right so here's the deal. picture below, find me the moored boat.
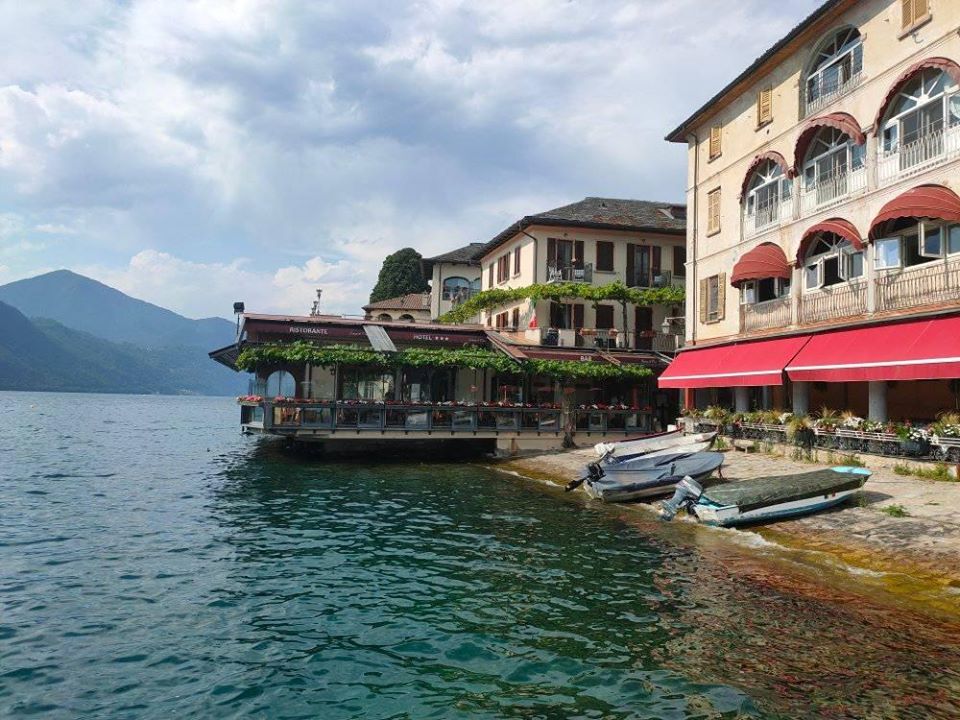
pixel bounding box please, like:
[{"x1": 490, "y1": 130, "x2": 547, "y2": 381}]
[
  {"x1": 659, "y1": 466, "x2": 871, "y2": 526},
  {"x1": 583, "y1": 451, "x2": 725, "y2": 502},
  {"x1": 594, "y1": 430, "x2": 717, "y2": 462}
]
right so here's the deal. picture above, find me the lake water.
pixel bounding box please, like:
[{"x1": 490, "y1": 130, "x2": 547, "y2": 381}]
[{"x1": 2, "y1": 392, "x2": 960, "y2": 719}]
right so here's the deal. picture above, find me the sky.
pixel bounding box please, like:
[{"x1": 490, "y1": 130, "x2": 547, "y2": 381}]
[{"x1": 0, "y1": 0, "x2": 823, "y2": 320}]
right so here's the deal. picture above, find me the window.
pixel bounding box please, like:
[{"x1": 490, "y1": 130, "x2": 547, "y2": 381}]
[
  {"x1": 881, "y1": 69, "x2": 960, "y2": 170},
  {"x1": 744, "y1": 161, "x2": 792, "y2": 229},
  {"x1": 920, "y1": 222, "x2": 943, "y2": 257},
  {"x1": 741, "y1": 278, "x2": 789, "y2": 304},
  {"x1": 709, "y1": 125, "x2": 722, "y2": 159},
  {"x1": 673, "y1": 246, "x2": 686, "y2": 277},
  {"x1": 487, "y1": 263, "x2": 493, "y2": 288},
  {"x1": 806, "y1": 28, "x2": 863, "y2": 108},
  {"x1": 801, "y1": 127, "x2": 865, "y2": 206},
  {"x1": 265, "y1": 370, "x2": 296, "y2": 398},
  {"x1": 442, "y1": 276, "x2": 471, "y2": 301},
  {"x1": 949, "y1": 225, "x2": 960, "y2": 255},
  {"x1": 511, "y1": 307, "x2": 520, "y2": 329},
  {"x1": 596, "y1": 241, "x2": 614, "y2": 271},
  {"x1": 901, "y1": 0, "x2": 929, "y2": 30},
  {"x1": 699, "y1": 274, "x2": 726, "y2": 323},
  {"x1": 875, "y1": 237, "x2": 902, "y2": 269},
  {"x1": 513, "y1": 246, "x2": 521, "y2": 275},
  {"x1": 595, "y1": 304, "x2": 614, "y2": 329},
  {"x1": 496, "y1": 254, "x2": 510, "y2": 283},
  {"x1": 757, "y1": 86, "x2": 773, "y2": 126},
  {"x1": 803, "y1": 234, "x2": 864, "y2": 290},
  {"x1": 549, "y1": 302, "x2": 583, "y2": 330},
  {"x1": 707, "y1": 188, "x2": 721, "y2": 234},
  {"x1": 495, "y1": 312, "x2": 508, "y2": 329}
]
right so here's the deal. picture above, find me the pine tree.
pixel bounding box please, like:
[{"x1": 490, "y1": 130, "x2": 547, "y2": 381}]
[{"x1": 369, "y1": 248, "x2": 429, "y2": 303}]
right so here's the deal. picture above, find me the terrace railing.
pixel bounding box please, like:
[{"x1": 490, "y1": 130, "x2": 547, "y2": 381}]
[
  {"x1": 878, "y1": 127, "x2": 960, "y2": 187},
  {"x1": 740, "y1": 296, "x2": 792, "y2": 333},
  {"x1": 743, "y1": 197, "x2": 792, "y2": 239},
  {"x1": 546, "y1": 263, "x2": 593, "y2": 283},
  {"x1": 799, "y1": 280, "x2": 867, "y2": 325},
  {"x1": 875, "y1": 257, "x2": 960, "y2": 313},
  {"x1": 799, "y1": 166, "x2": 867, "y2": 216}
]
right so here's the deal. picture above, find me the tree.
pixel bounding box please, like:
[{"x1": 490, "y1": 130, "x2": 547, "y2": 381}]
[{"x1": 369, "y1": 248, "x2": 430, "y2": 303}]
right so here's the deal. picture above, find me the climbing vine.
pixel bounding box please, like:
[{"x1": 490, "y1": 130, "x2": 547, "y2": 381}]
[
  {"x1": 236, "y1": 342, "x2": 653, "y2": 381},
  {"x1": 436, "y1": 280, "x2": 684, "y2": 324}
]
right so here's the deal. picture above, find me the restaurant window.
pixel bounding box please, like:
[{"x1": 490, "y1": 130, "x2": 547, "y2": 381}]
[
  {"x1": 513, "y1": 246, "x2": 521, "y2": 275},
  {"x1": 673, "y1": 246, "x2": 686, "y2": 277},
  {"x1": 707, "y1": 188, "x2": 721, "y2": 234},
  {"x1": 596, "y1": 241, "x2": 614, "y2": 271},
  {"x1": 342, "y1": 369, "x2": 394, "y2": 401},
  {"x1": 265, "y1": 370, "x2": 296, "y2": 398}
]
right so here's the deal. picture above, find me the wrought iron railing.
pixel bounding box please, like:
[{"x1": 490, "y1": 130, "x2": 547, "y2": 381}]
[
  {"x1": 875, "y1": 256, "x2": 960, "y2": 313},
  {"x1": 799, "y1": 166, "x2": 866, "y2": 215},
  {"x1": 804, "y1": 69, "x2": 863, "y2": 117},
  {"x1": 799, "y1": 281, "x2": 867, "y2": 324},
  {"x1": 628, "y1": 269, "x2": 674, "y2": 289},
  {"x1": 878, "y1": 127, "x2": 960, "y2": 186},
  {"x1": 740, "y1": 296, "x2": 792, "y2": 332},
  {"x1": 546, "y1": 263, "x2": 593, "y2": 283},
  {"x1": 743, "y1": 198, "x2": 792, "y2": 239}
]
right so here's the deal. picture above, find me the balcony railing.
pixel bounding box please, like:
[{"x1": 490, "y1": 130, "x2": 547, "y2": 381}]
[
  {"x1": 538, "y1": 327, "x2": 682, "y2": 352},
  {"x1": 799, "y1": 166, "x2": 867, "y2": 215},
  {"x1": 878, "y1": 127, "x2": 960, "y2": 186},
  {"x1": 242, "y1": 400, "x2": 656, "y2": 435},
  {"x1": 804, "y1": 69, "x2": 863, "y2": 117},
  {"x1": 547, "y1": 263, "x2": 593, "y2": 283},
  {"x1": 628, "y1": 269, "x2": 675, "y2": 289},
  {"x1": 875, "y1": 256, "x2": 960, "y2": 313},
  {"x1": 799, "y1": 281, "x2": 867, "y2": 325},
  {"x1": 740, "y1": 296, "x2": 791, "y2": 332},
  {"x1": 743, "y1": 197, "x2": 792, "y2": 239},
  {"x1": 444, "y1": 288, "x2": 478, "y2": 306}
]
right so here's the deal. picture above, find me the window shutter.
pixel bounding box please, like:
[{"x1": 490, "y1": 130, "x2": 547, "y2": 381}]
[
  {"x1": 573, "y1": 304, "x2": 584, "y2": 330},
  {"x1": 699, "y1": 279, "x2": 708, "y2": 324},
  {"x1": 673, "y1": 246, "x2": 686, "y2": 277},
  {"x1": 707, "y1": 189, "x2": 721, "y2": 234},
  {"x1": 488, "y1": 263, "x2": 493, "y2": 287},
  {"x1": 547, "y1": 237, "x2": 556, "y2": 268},
  {"x1": 717, "y1": 273, "x2": 727, "y2": 320},
  {"x1": 757, "y1": 87, "x2": 773, "y2": 125},
  {"x1": 511, "y1": 307, "x2": 519, "y2": 328},
  {"x1": 514, "y1": 247, "x2": 521, "y2": 275},
  {"x1": 901, "y1": 0, "x2": 913, "y2": 26},
  {"x1": 574, "y1": 240, "x2": 585, "y2": 269},
  {"x1": 505, "y1": 252, "x2": 511, "y2": 277},
  {"x1": 626, "y1": 243, "x2": 636, "y2": 286},
  {"x1": 652, "y1": 246, "x2": 662, "y2": 281},
  {"x1": 709, "y1": 125, "x2": 722, "y2": 159}
]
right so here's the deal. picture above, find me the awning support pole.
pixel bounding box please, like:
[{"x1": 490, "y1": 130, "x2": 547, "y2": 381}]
[{"x1": 868, "y1": 381, "x2": 887, "y2": 423}]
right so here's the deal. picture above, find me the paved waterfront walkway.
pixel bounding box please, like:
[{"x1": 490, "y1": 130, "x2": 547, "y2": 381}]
[{"x1": 502, "y1": 445, "x2": 960, "y2": 593}]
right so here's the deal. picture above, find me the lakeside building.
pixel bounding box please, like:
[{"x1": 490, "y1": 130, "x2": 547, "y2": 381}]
[
  {"x1": 660, "y1": 0, "x2": 960, "y2": 422},
  {"x1": 362, "y1": 293, "x2": 432, "y2": 323},
  {"x1": 474, "y1": 197, "x2": 687, "y2": 352},
  {"x1": 421, "y1": 243, "x2": 485, "y2": 321}
]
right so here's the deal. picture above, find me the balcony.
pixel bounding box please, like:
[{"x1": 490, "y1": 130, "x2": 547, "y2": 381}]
[
  {"x1": 743, "y1": 197, "x2": 792, "y2": 239},
  {"x1": 547, "y1": 263, "x2": 593, "y2": 283},
  {"x1": 537, "y1": 327, "x2": 682, "y2": 352},
  {"x1": 876, "y1": 256, "x2": 960, "y2": 313},
  {"x1": 799, "y1": 167, "x2": 867, "y2": 216},
  {"x1": 804, "y1": 70, "x2": 864, "y2": 118},
  {"x1": 799, "y1": 281, "x2": 867, "y2": 325},
  {"x1": 444, "y1": 288, "x2": 477, "y2": 306},
  {"x1": 740, "y1": 297, "x2": 791, "y2": 333},
  {"x1": 628, "y1": 269, "x2": 676, "y2": 289},
  {"x1": 878, "y1": 127, "x2": 960, "y2": 187}
]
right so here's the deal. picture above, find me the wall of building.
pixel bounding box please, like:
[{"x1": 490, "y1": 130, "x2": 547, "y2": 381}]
[
  {"x1": 429, "y1": 261, "x2": 481, "y2": 320},
  {"x1": 682, "y1": 0, "x2": 960, "y2": 344}
]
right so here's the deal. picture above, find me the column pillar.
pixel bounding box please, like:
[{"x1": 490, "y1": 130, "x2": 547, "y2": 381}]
[
  {"x1": 792, "y1": 381, "x2": 810, "y2": 416},
  {"x1": 868, "y1": 381, "x2": 887, "y2": 422},
  {"x1": 734, "y1": 386, "x2": 750, "y2": 413},
  {"x1": 683, "y1": 388, "x2": 695, "y2": 410}
]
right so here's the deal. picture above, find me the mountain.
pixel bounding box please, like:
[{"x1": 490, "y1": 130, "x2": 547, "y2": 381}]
[
  {"x1": 0, "y1": 271, "x2": 243, "y2": 395},
  {"x1": 0, "y1": 269, "x2": 235, "y2": 349}
]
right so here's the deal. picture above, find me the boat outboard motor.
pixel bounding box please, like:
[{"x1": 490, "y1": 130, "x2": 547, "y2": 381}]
[{"x1": 659, "y1": 476, "x2": 704, "y2": 521}]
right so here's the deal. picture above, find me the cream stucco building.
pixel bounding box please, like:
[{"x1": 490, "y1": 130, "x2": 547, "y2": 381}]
[
  {"x1": 660, "y1": 0, "x2": 960, "y2": 422},
  {"x1": 421, "y1": 243, "x2": 484, "y2": 321}
]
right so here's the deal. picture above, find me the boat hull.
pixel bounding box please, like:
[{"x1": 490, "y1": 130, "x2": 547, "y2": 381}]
[
  {"x1": 585, "y1": 467, "x2": 718, "y2": 502},
  {"x1": 595, "y1": 431, "x2": 716, "y2": 462},
  {"x1": 584, "y1": 452, "x2": 725, "y2": 503}
]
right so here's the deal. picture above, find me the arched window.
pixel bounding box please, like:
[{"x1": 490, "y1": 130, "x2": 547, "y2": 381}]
[
  {"x1": 744, "y1": 160, "x2": 792, "y2": 230},
  {"x1": 802, "y1": 234, "x2": 863, "y2": 291},
  {"x1": 801, "y1": 127, "x2": 865, "y2": 206},
  {"x1": 376, "y1": 313, "x2": 393, "y2": 322},
  {"x1": 805, "y1": 28, "x2": 863, "y2": 111},
  {"x1": 398, "y1": 313, "x2": 415, "y2": 322},
  {"x1": 880, "y1": 69, "x2": 960, "y2": 167},
  {"x1": 442, "y1": 276, "x2": 472, "y2": 302},
  {"x1": 265, "y1": 370, "x2": 296, "y2": 398}
]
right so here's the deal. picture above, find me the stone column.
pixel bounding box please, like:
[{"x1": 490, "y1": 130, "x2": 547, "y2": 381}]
[
  {"x1": 868, "y1": 381, "x2": 887, "y2": 422},
  {"x1": 734, "y1": 386, "x2": 750, "y2": 413},
  {"x1": 792, "y1": 381, "x2": 810, "y2": 416}
]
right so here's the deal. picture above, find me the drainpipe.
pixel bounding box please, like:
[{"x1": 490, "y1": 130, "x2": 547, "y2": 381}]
[
  {"x1": 687, "y1": 131, "x2": 700, "y2": 347},
  {"x1": 519, "y1": 225, "x2": 539, "y2": 332}
]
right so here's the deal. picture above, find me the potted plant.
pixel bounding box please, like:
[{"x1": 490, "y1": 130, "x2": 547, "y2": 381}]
[
  {"x1": 787, "y1": 414, "x2": 814, "y2": 448},
  {"x1": 897, "y1": 422, "x2": 930, "y2": 457}
]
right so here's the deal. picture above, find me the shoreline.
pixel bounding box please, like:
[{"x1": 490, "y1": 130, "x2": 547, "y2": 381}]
[{"x1": 495, "y1": 445, "x2": 960, "y2": 618}]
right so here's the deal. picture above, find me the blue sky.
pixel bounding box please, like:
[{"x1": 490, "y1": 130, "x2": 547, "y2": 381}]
[{"x1": 0, "y1": 0, "x2": 822, "y2": 319}]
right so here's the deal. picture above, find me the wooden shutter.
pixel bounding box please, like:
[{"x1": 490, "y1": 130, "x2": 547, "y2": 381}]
[
  {"x1": 511, "y1": 307, "x2": 519, "y2": 328},
  {"x1": 596, "y1": 241, "x2": 614, "y2": 271},
  {"x1": 673, "y1": 246, "x2": 686, "y2": 277},
  {"x1": 717, "y1": 273, "x2": 727, "y2": 321},
  {"x1": 505, "y1": 252, "x2": 511, "y2": 277},
  {"x1": 514, "y1": 246, "x2": 521, "y2": 275},
  {"x1": 626, "y1": 243, "x2": 636, "y2": 286},
  {"x1": 487, "y1": 263, "x2": 493, "y2": 287},
  {"x1": 707, "y1": 189, "x2": 721, "y2": 234},
  {"x1": 547, "y1": 237, "x2": 556, "y2": 267},
  {"x1": 757, "y1": 87, "x2": 773, "y2": 125},
  {"x1": 902, "y1": 0, "x2": 927, "y2": 27},
  {"x1": 652, "y1": 246, "x2": 662, "y2": 282},
  {"x1": 596, "y1": 305, "x2": 614, "y2": 329},
  {"x1": 699, "y1": 278, "x2": 708, "y2": 324},
  {"x1": 573, "y1": 304, "x2": 584, "y2": 330},
  {"x1": 574, "y1": 240, "x2": 585, "y2": 269},
  {"x1": 709, "y1": 125, "x2": 722, "y2": 159}
]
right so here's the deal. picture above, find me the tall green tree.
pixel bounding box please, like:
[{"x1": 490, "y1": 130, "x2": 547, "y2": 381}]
[{"x1": 369, "y1": 248, "x2": 430, "y2": 303}]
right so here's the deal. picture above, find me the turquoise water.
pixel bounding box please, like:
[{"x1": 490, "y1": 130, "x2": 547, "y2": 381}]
[{"x1": 2, "y1": 392, "x2": 960, "y2": 719}]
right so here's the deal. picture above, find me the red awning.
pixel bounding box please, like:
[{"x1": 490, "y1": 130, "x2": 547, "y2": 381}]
[
  {"x1": 868, "y1": 184, "x2": 960, "y2": 240},
  {"x1": 658, "y1": 336, "x2": 811, "y2": 389},
  {"x1": 796, "y1": 218, "x2": 864, "y2": 266},
  {"x1": 874, "y1": 57, "x2": 960, "y2": 130},
  {"x1": 786, "y1": 315, "x2": 960, "y2": 382},
  {"x1": 730, "y1": 242, "x2": 791, "y2": 286},
  {"x1": 793, "y1": 112, "x2": 865, "y2": 170}
]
